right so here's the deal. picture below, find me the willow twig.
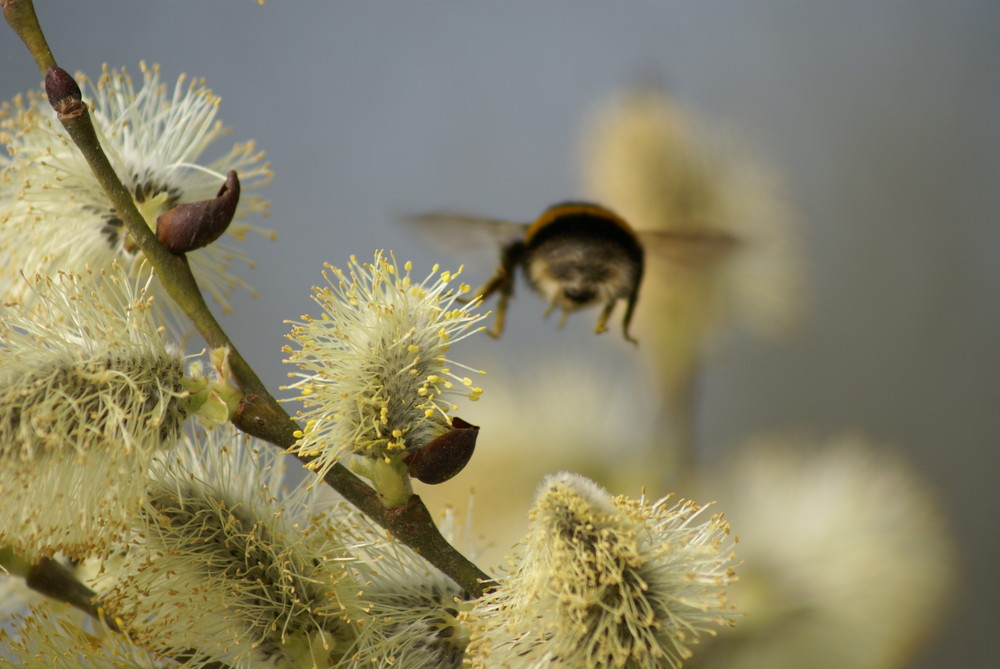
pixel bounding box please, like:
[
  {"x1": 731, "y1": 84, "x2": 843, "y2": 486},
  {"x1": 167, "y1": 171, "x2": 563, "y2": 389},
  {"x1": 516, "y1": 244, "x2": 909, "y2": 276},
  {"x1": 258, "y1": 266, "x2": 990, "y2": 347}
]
[
  {"x1": 22, "y1": 557, "x2": 120, "y2": 632},
  {"x1": 3, "y1": 0, "x2": 491, "y2": 598}
]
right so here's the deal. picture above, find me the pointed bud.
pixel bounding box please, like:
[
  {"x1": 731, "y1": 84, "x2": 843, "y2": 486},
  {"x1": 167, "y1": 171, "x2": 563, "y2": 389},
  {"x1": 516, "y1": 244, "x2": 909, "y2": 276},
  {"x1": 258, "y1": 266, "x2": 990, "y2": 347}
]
[
  {"x1": 156, "y1": 170, "x2": 240, "y2": 254},
  {"x1": 403, "y1": 416, "x2": 479, "y2": 484},
  {"x1": 44, "y1": 66, "x2": 84, "y2": 116}
]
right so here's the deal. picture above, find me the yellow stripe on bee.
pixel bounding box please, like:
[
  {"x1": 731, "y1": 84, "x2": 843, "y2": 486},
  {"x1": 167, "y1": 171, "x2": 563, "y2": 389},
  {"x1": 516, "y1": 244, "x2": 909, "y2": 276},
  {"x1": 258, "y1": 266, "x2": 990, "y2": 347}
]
[{"x1": 524, "y1": 203, "x2": 637, "y2": 244}]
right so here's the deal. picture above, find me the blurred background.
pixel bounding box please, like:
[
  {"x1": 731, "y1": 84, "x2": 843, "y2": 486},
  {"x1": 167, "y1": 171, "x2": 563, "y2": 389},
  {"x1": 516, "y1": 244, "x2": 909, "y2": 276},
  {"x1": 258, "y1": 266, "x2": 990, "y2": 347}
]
[{"x1": 3, "y1": 2, "x2": 997, "y2": 667}]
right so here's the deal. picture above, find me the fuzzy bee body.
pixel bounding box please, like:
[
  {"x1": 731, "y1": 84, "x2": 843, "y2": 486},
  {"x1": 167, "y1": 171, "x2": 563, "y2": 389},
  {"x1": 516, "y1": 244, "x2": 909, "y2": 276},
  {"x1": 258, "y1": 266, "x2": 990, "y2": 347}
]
[{"x1": 407, "y1": 201, "x2": 735, "y2": 342}]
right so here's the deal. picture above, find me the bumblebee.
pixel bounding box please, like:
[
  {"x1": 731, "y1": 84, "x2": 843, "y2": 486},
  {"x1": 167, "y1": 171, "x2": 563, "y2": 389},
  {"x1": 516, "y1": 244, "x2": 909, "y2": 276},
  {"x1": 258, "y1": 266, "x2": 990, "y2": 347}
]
[{"x1": 408, "y1": 201, "x2": 737, "y2": 343}]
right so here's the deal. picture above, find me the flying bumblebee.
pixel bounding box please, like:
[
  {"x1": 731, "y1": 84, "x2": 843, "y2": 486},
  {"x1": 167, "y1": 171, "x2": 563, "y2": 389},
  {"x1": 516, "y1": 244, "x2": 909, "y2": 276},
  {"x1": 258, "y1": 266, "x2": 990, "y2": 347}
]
[{"x1": 407, "y1": 201, "x2": 738, "y2": 343}]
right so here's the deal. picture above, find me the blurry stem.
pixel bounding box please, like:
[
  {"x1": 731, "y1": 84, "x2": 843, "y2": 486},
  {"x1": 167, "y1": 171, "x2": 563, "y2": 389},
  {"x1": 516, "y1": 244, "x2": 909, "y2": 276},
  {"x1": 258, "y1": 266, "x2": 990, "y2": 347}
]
[
  {"x1": 648, "y1": 356, "x2": 701, "y2": 492},
  {"x1": 3, "y1": 1, "x2": 491, "y2": 599},
  {"x1": 10, "y1": 554, "x2": 231, "y2": 668},
  {"x1": 663, "y1": 363, "x2": 699, "y2": 486},
  {"x1": 2, "y1": 548, "x2": 118, "y2": 632}
]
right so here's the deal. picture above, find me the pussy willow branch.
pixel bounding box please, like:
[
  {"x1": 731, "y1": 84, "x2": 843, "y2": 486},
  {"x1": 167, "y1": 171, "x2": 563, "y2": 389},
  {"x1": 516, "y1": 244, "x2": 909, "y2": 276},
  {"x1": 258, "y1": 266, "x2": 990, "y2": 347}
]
[
  {"x1": 0, "y1": 550, "x2": 114, "y2": 629},
  {"x1": 3, "y1": 0, "x2": 491, "y2": 599},
  {"x1": 2, "y1": 550, "x2": 230, "y2": 668},
  {"x1": 25, "y1": 558, "x2": 120, "y2": 631}
]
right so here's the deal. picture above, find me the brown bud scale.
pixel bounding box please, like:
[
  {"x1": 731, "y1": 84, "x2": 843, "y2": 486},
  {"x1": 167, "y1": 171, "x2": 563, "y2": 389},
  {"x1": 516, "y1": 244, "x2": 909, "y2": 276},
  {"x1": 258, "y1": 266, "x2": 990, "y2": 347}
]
[
  {"x1": 403, "y1": 416, "x2": 479, "y2": 485},
  {"x1": 156, "y1": 170, "x2": 240, "y2": 254}
]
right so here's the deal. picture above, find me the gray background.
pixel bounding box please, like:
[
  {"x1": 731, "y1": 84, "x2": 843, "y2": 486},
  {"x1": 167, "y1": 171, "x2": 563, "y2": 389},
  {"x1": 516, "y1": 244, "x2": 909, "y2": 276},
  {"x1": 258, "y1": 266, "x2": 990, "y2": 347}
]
[{"x1": 3, "y1": 2, "x2": 997, "y2": 667}]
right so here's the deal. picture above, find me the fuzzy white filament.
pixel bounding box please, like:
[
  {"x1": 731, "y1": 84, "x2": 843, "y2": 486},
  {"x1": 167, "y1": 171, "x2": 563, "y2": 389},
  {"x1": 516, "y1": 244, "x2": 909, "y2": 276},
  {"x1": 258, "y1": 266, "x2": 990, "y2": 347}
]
[
  {"x1": 0, "y1": 603, "x2": 170, "y2": 669},
  {"x1": 0, "y1": 266, "x2": 189, "y2": 559},
  {"x1": 340, "y1": 506, "x2": 471, "y2": 667},
  {"x1": 283, "y1": 251, "x2": 486, "y2": 490},
  {"x1": 0, "y1": 61, "x2": 274, "y2": 324},
  {"x1": 466, "y1": 472, "x2": 739, "y2": 668},
  {"x1": 104, "y1": 426, "x2": 363, "y2": 668}
]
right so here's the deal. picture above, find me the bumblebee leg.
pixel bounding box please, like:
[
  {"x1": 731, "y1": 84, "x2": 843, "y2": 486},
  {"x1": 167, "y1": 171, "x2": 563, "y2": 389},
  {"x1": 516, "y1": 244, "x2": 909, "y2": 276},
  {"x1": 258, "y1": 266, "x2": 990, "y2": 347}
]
[
  {"x1": 459, "y1": 269, "x2": 503, "y2": 305},
  {"x1": 471, "y1": 265, "x2": 514, "y2": 338},
  {"x1": 543, "y1": 300, "x2": 558, "y2": 319},
  {"x1": 489, "y1": 285, "x2": 511, "y2": 338},
  {"x1": 470, "y1": 241, "x2": 524, "y2": 338},
  {"x1": 620, "y1": 289, "x2": 640, "y2": 345},
  {"x1": 594, "y1": 301, "x2": 615, "y2": 335}
]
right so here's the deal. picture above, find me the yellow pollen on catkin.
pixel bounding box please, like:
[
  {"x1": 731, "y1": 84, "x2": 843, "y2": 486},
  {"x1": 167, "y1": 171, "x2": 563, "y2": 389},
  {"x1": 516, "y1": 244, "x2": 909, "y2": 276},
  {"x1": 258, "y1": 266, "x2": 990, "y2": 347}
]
[{"x1": 284, "y1": 252, "x2": 489, "y2": 477}]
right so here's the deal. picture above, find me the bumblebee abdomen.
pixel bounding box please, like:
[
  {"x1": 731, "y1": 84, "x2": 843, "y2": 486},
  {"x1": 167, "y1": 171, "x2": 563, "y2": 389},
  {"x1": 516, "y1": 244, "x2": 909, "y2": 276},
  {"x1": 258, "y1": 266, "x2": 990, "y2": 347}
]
[
  {"x1": 524, "y1": 202, "x2": 644, "y2": 268},
  {"x1": 521, "y1": 204, "x2": 644, "y2": 310}
]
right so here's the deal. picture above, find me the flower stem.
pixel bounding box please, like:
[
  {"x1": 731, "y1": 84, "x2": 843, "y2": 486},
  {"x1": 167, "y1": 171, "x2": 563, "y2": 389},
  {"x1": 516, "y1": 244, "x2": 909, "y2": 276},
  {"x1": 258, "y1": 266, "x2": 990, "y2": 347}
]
[{"x1": 3, "y1": 2, "x2": 491, "y2": 599}]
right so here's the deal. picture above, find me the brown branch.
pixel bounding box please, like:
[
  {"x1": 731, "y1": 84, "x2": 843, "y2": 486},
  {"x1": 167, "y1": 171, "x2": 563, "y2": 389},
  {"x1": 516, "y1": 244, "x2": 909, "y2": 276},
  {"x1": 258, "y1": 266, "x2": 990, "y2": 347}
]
[
  {"x1": 23, "y1": 558, "x2": 229, "y2": 668},
  {"x1": 4, "y1": 2, "x2": 491, "y2": 598},
  {"x1": 24, "y1": 558, "x2": 121, "y2": 632},
  {"x1": 234, "y1": 401, "x2": 492, "y2": 597}
]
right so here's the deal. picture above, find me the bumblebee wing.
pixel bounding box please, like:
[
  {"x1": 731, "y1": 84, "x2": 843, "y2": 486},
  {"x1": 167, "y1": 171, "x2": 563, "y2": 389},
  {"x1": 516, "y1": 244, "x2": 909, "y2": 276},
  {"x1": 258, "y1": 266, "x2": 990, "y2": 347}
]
[
  {"x1": 638, "y1": 228, "x2": 741, "y2": 265},
  {"x1": 403, "y1": 212, "x2": 529, "y2": 260}
]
